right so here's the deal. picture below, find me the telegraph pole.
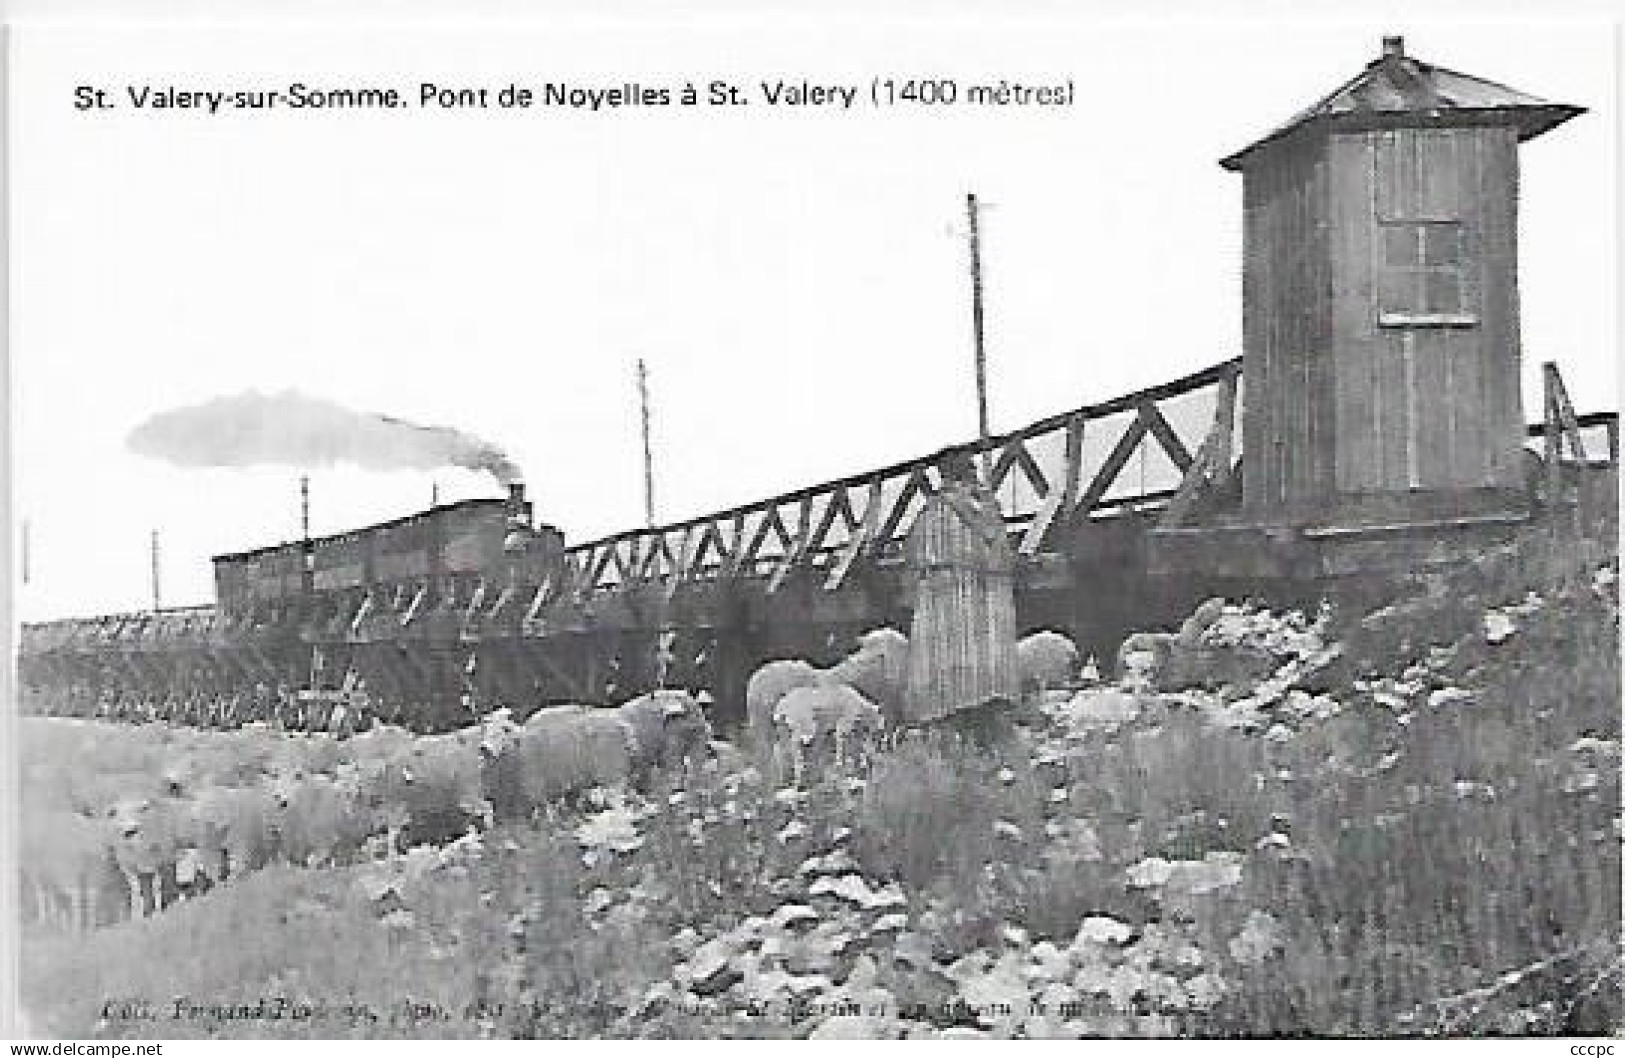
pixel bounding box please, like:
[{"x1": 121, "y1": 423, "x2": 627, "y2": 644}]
[
  {"x1": 637, "y1": 358, "x2": 655, "y2": 527},
  {"x1": 299, "y1": 474, "x2": 314, "y2": 595},
  {"x1": 150, "y1": 528, "x2": 161, "y2": 612},
  {"x1": 967, "y1": 192, "x2": 990, "y2": 442},
  {"x1": 20, "y1": 518, "x2": 28, "y2": 586}
]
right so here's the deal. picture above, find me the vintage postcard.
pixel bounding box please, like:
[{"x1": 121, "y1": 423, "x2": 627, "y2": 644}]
[{"x1": 4, "y1": 4, "x2": 1619, "y2": 1043}]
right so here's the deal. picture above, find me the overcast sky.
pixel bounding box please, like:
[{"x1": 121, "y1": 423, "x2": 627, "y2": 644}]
[{"x1": 8, "y1": 8, "x2": 1618, "y2": 621}]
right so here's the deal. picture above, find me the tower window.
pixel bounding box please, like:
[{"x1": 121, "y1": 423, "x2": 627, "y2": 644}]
[{"x1": 1377, "y1": 220, "x2": 1475, "y2": 326}]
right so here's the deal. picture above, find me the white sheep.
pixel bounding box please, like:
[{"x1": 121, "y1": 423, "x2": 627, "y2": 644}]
[
  {"x1": 187, "y1": 784, "x2": 281, "y2": 882},
  {"x1": 506, "y1": 705, "x2": 635, "y2": 812},
  {"x1": 1113, "y1": 599, "x2": 1232, "y2": 691},
  {"x1": 104, "y1": 791, "x2": 182, "y2": 919},
  {"x1": 747, "y1": 630, "x2": 910, "y2": 746},
  {"x1": 20, "y1": 809, "x2": 117, "y2": 932},
  {"x1": 381, "y1": 731, "x2": 493, "y2": 849},
  {"x1": 745, "y1": 660, "x2": 824, "y2": 750},
  {"x1": 1017, "y1": 630, "x2": 1081, "y2": 697},
  {"x1": 616, "y1": 690, "x2": 714, "y2": 784},
  {"x1": 270, "y1": 770, "x2": 377, "y2": 867},
  {"x1": 772, "y1": 682, "x2": 883, "y2": 787},
  {"x1": 1177, "y1": 597, "x2": 1229, "y2": 649},
  {"x1": 828, "y1": 629, "x2": 910, "y2": 725},
  {"x1": 1116, "y1": 631, "x2": 1177, "y2": 689}
]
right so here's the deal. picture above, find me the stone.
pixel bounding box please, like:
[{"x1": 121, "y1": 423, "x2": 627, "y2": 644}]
[
  {"x1": 1227, "y1": 910, "x2": 1285, "y2": 965},
  {"x1": 1074, "y1": 915, "x2": 1134, "y2": 946}
]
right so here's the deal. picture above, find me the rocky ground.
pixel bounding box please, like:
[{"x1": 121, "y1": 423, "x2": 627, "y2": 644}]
[{"x1": 20, "y1": 534, "x2": 1622, "y2": 1039}]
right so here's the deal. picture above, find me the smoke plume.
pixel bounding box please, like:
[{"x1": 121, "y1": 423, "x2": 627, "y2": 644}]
[{"x1": 126, "y1": 390, "x2": 522, "y2": 484}]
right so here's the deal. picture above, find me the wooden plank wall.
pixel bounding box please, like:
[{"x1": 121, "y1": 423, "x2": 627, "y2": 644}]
[
  {"x1": 1302, "y1": 142, "x2": 1335, "y2": 514},
  {"x1": 1329, "y1": 134, "x2": 1380, "y2": 495},
  {"x1": 1241, "y1": 132, "x2": 1332, "y2": 520},
  {"x1": 1333, "y1": 126, "x2": 1522, "y2": 505},
  {"x1": 1476, "y1": 126, "x2": 1523, "y2": 489}
]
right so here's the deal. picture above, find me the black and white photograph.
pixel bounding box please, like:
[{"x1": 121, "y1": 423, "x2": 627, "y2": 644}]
[{"x1": 3, "y1": 3, "x2": 1620, "y2": 1042}]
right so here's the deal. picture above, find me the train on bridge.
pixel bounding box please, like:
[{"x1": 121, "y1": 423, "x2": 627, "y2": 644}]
[{"x1": 17, "y1": 36, "x2": 1620, "y2": 733}]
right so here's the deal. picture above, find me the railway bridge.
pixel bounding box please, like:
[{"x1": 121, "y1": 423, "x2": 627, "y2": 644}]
[{"x1": 17, "y1": 37, "x2": 1619, "y2": 731}]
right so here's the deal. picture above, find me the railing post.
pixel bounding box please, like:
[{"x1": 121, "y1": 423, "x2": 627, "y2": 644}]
[{"x1": 1542, "y1": 362, "x2": 1562, "y2": 516}]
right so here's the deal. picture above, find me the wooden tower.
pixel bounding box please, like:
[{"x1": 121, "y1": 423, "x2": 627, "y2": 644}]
[{"x1": 1222, "y1": 36, "x2": 1582, "y2": 529}]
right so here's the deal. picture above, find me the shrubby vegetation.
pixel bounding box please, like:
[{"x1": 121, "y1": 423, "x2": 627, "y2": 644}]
[{"x1": 21, "y1": 531, "x2": 1621, "y2": 1038}]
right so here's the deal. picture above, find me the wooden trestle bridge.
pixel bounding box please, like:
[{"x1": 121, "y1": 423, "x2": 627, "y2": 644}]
[
  {"x1": 17, "y1": 354, "x2": 1616, "y2": 730},
  {"x1": 16, "y1": 36, "x2": 1621, "y2": 730}
]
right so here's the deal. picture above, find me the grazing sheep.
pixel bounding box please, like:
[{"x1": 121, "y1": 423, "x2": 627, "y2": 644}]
[
  {"x1": 1018, "y1": 630, "x2": 1081, "y2": 696},
  {"x1": 745, "y1": 660, "x2": 823, "y2": 749},
  {"x1": 512, "y1": 706, "x2": 634, "y2": 810},
  {"x1": 615, "y1": 692, "x2": 678, "y2": 771},
  {"x1": 193, "y1": 784, "x2": 281, "y2": 882},
  {"x1": 1177, "y1": 597, "x2": 1229, "y2": 649},
  {"x1": 20, "y1": 809, "x2": 118, "y2": 932},
  {"x1": 1116, "y1": 631, "x2": 1177, "y2": 688},
  {"x1": 616, "y1": 690, "x2": 714, "y2": 785},
  {"x1": 269, "y1": 770, "x2": 376, "y2": 868},
  {"x1": 167, "y1": 790, "x2": 231, "y2": 895},
  {"x1": 105, "y1": 792, "x2": 182, "y2": 919},
  {"x1": 1111, "y1": 599, "x2": 1230, "y2": 691},
  {"x1": 384, "y1": 732, "x2": 492, "y2": 849},
  {"x1": 828, "y1": 629, "x2": 910, "y2": 726},
  {"x1": 772, "y1": 682, "x2": 883, "y2": 787}
]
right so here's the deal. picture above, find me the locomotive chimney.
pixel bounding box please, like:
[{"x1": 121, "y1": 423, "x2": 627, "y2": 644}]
[
  {"x1": 502, "y1": 481, "x2": 533, "y2": 555},
  {"x1": 506, "y1": 481, "x2": 532, "y2": 527}
]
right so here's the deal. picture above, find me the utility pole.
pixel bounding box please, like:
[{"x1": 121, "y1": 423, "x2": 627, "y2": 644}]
[
  {"x1": 20, "y1": 518, "x2": 29, "y2": 586},
  {"x1": 299, "y1": 474, "x2": 314, "y2": 595},
  {"x1": 150, "y1": 528, "x2": 161, "y2": 612},
  {"x1": 967, "y1": 192, "x2": 990, "y2": 442},
  {"x1": 637, "y1": 358, "x2": 655, "y2": 528}
]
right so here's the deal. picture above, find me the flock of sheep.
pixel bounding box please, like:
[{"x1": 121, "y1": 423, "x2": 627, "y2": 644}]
[
  {"x1": 19, "y1": 691, "x2": 714, "y2": 933},
  {"x1": 21, "y1": 626, "x2": 1097, "y2": 936},
  {"x1": 743, "y1": 628, "x2": 1087, "y2": 781}
]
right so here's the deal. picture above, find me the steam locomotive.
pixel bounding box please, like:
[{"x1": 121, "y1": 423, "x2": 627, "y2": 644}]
[
  {"x1": 213, "y1": 482, "x2": 560, "y2": 637},
  {"x1": 18, "y1": 483, "x2": 581, "y2": 731}
]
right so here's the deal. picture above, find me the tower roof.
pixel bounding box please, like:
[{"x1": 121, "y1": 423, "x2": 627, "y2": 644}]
[{"x1": 1221, "y1": 36, "x2": 1584, "y2": 171}]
